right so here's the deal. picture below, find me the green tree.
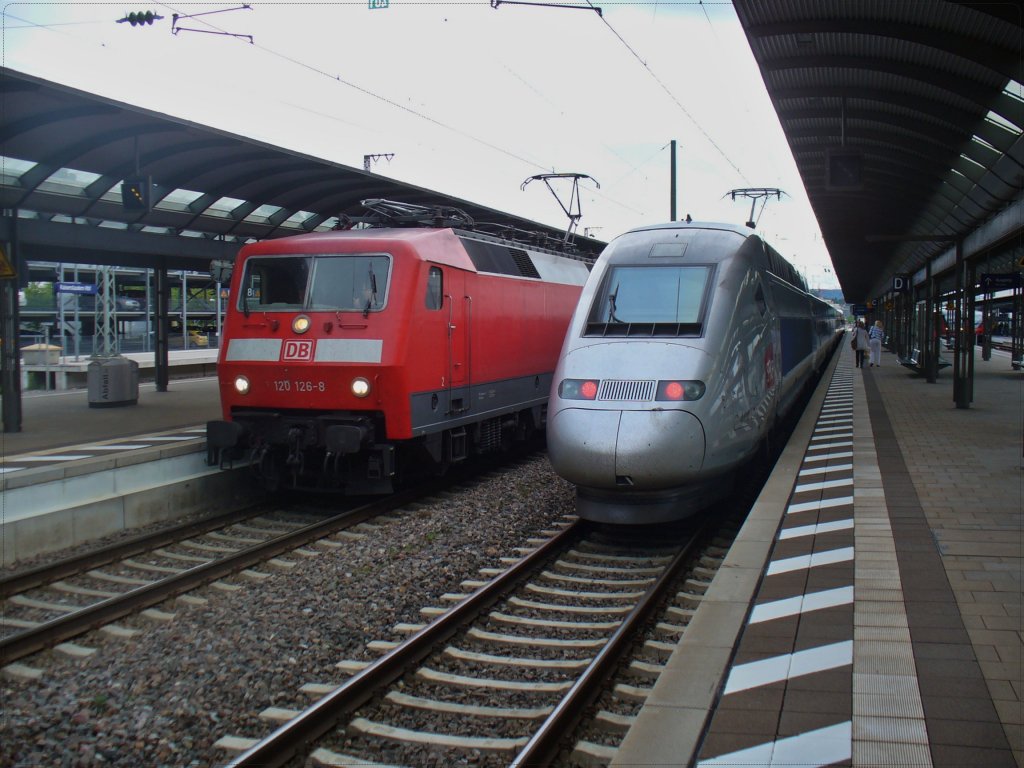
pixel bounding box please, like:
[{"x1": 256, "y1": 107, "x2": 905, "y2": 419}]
[{"x1": 22, "y1": 282, "x2": 54, "y2": 309}]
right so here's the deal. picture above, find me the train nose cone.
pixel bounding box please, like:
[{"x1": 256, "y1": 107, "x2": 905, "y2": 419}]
[{"x1": 548, "y1": 408, "x2": 705, "y2": 490}]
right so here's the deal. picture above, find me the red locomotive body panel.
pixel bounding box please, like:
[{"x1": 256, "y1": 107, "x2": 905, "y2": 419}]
[{"x1": 208, "y1": 225, "x2": 590, "y2": 492}]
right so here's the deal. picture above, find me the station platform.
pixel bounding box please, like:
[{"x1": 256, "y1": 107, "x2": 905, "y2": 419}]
[
  {"x1": 614, "y1": 341, "x2": 1022, "y2": 767},
  {"x1": 0, "y1": 376, "x2": 256, "y2": 566},
  {"x1": 19, "y1": 348, "x2": 219, "y2": 392},
  {"x1": 1, "y1": 374, "x2": 222, "y2": 456}
]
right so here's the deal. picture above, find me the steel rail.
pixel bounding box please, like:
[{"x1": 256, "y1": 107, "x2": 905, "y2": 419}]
[
  {"x1": 0, "y1": 507, "x2": 263, "y2": 598},
  {"x1": 226, "y1": 519, "x2": 584, "y2": 768},
  {"x1": 511, "y1": 519, "x2": 710, "y2": 767},
  {"x1": 0, "y1": 486, "x2": 434, "y2": 665}
]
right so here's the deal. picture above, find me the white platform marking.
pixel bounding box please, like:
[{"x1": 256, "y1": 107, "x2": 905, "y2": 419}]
[
  {"x1": 767, "y1": 546, "x2": 855, "y2": 576},
  {"x1": 749, "y1": 586, "x2": 854, "y2": 624},
  {"x1": 786, "y1": 495, "x2": 854, "y2": 514},
  {"x1": 799, "y1": 463, "x2": 854, "y2": 476},
  {"x1": 804, "y1": 440, "x2": 853, "y2": 451},
  {"x1": 779, "y1": 518, "x2": 854, "y2": 540},
  {"x1": 698, "y1": 722, "x2": 852, "y2": 767},
  {"x1": 723, "y1": 641, "x2": 853, "y2": 695},
  {"x1": 15, "y1": 454, "x2": 93, "y2": 462},
  {"x1": 795, "y1": 477, "x2": 854, "y2": 494},
  {"x1": 79, "y1": 444, "x2": 152, "y2": 450},
  {"x1": 801, "y1": 450, "x2": 853, "y2": 464}
]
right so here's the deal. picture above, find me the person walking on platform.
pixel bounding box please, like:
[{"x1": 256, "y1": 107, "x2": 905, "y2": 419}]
[
  {"x1": 853, "y1": 320, "x2": 869, "y2": 368},
  {"x1": 868, "y1": 320, "x2": 884, "y2": 367}
]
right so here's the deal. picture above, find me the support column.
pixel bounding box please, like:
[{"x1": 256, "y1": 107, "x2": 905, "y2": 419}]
[
  {"x1": 155, "y1": 263, "x2": 170, "y2": 392},
  {"x1": 1, "y1": 213, "x2": 22, "y2": 433},
  {"x1": 953, "y1": 240, "x2": 973, "y2": 409},
  {"x1": 1, "y1": 271, "x2": 22, "y2": 433},
  {"x1": 925, "y1": 262, "x2": 938, "y2": 383}
]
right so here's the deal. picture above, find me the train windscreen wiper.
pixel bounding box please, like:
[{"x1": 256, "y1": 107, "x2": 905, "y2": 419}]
[
  {"x1": 363, "y1": 266, "x2": 378, "y2": 318},
  {"x1": 607, "y1": 282, "x2": 621, "y2": 323}
]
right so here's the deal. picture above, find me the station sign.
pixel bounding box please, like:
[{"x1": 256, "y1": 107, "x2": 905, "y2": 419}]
[
  {"x1": 892, "y1": 274, "x2": 911, "y2": 293},
  {"x1": 850, "y1": 303, "x2": 868, "y2": 316},
  {"x1": 0, "y1": 245, "x2": 14, "y2": 279},
  {"x1": 979, "y1": 272, "x2": 1020, "y2": 292},
  {"x1": 55, "y1": 282, "x2": 98, "y2": 295}
]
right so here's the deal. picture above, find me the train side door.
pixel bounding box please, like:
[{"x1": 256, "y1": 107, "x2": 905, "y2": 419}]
[{"x1": 445, "y1": 269, "x2": 469, "y2": 413}]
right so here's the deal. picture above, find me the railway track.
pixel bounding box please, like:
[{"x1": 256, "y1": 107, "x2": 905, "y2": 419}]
[
  {"x1": 0, "y1": 488, "x2": 435, "y2": 667},
  {"x1": 217, "y1": 517, "x2": 723, "y2": 768}
]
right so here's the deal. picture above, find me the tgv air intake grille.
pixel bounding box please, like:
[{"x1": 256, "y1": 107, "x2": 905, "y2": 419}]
[{"x1": 598, "y1": 379, "x2": 656, "y2": 401}]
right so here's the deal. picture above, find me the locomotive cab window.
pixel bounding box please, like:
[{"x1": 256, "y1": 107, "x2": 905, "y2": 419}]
[
  {"x1": 241, "y1": 257, "x2": 309, "y2": 308},
  {"x1": 585, "y1": 265, "x2": 712, "y2": 337},
  {"x1": 238, "y1": 254, "x2": 391, "y2": 312},
  {"x1": 425, "y1": 266, "x2": 443, "y2": 310}
]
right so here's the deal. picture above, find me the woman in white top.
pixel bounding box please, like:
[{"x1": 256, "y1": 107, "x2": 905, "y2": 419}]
[{"x1": 868, "y1": 320, "x2": 884, "y2": 367}]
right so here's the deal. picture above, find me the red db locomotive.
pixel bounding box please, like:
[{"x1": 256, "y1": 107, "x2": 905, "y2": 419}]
[{"x1": 207, "y1": 201, "x2": 591, "y2": 492}]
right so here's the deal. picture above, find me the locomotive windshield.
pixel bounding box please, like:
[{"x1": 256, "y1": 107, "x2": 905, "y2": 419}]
[
  {"x1": 238, "y1": 254, "x2": 391, "y2": 312},
  {"x1": 586, "y1": 265, "x2": 711, "y2": 336}
]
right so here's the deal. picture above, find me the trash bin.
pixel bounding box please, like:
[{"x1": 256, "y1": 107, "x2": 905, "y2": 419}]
[{"x1": 87, "y1": 356, "x2": 139, "y2": 408}]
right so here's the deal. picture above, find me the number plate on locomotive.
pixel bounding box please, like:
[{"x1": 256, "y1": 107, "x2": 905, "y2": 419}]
[{"x1": 272, "y1": 380, "x2": 326, "y2": 392}]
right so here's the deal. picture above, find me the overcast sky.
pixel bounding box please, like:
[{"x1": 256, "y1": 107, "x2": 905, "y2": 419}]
[{"x1": 3, "y1": 1, "x2": 840, "y2": 290}]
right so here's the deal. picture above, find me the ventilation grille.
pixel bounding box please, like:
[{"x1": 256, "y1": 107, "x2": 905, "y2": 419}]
[
  {"x1": 584, "y1": 322, "x2": 702, "y2": 337},
  {"x1": 510, "y1": 248, "x2": 541, "y2": 278},
  {"x1": 597, "y1": 379, "x2": 656, "y2": 402},
  {"x1": 477, "y1": 417, "x2": 503, "y2": 452},
  {"x1": 459, "y1": 237, "x2": 541, "y2": 279}
]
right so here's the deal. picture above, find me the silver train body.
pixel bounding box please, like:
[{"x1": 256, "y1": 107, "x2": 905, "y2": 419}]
[{"x1": 547, "y1": 222, "x2": 843, "y2": 524}]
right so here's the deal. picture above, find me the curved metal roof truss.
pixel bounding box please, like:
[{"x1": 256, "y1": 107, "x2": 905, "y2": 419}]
[{"x1": 734, "y1": 1, "x2": 1024, "y2": 302}]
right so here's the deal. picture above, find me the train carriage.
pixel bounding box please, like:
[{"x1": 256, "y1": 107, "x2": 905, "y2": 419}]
[
  {"x1": 208, "y1": 204, "x2": 591, "y2": 492},
  {"x1": 547, "y1": 221, "x2": 843, "y2": 524}
]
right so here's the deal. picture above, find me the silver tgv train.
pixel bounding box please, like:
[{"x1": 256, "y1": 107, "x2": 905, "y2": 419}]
[{"x1": 547, "y1": 221, "x2": 843, "y2": 524}]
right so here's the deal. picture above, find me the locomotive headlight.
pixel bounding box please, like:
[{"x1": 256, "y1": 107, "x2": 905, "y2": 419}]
[
  {"x1": 657, "y1": 380, "x2": 705, "y2": 401},
  {"x1": 234, "y1": 375, "x2": 251, "y2": 395},
  {"x1": 558, "y1": 379, "x2": 599, "y2": 400},
  {"x1": 351, "y1": 377, "x2": 371, "y2": 398},
  {"x1": 292, "y1": 315, "x2": 311, "y2": 334}
]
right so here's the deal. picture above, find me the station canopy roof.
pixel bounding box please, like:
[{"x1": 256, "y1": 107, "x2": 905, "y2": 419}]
[
  {"x1": 733, "y1": 0, "x2": 1024, "y2": 303},
  {"x1": 0, "y1": 67, "x2": 603, "y2": 275}
]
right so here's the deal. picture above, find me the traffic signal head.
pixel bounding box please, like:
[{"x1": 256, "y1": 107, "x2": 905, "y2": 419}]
[{"x1": 121, "y1": 177, "x2": 152, "y2": 211}]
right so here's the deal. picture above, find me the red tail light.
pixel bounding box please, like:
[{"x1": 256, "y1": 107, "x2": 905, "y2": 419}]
[
  {"x1": 656, "y1": 380, "x2": 705, "y2": 401},
  {"x1": 559, "y1": 379, "x2": 599, "y2": 400}
]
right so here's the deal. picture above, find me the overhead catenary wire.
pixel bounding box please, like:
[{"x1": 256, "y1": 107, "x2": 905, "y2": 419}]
[
  {"x1": 3, "y1": 3, "x2": 726, "y2": 222},
  {"x1": 155, "y1": 2, "x2": 557, "y2": 173},
  {"x1": 149, "y1": 1, "x2": 651, "y2": 217},
  {"x1": 583, "y1": 0, "x2": 749, "y2": 184}
]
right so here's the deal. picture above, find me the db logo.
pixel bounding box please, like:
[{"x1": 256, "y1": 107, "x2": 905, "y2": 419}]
[{"x1": 282, "y1": 339, "x2": 314, "y2": 362}]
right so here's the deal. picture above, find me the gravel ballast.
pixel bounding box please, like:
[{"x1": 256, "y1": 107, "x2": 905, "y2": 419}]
[{"x1": 1, "y1": 456, "x2": 576, "y2": 768}]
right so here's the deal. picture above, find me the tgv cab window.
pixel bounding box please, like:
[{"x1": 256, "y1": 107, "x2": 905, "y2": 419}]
[
  {"x1": 239, "y1": 254, "x2": 391, "y2": 312},
  {"x1": 586, "y1": 265, "x2": 712, "y2": 336}
]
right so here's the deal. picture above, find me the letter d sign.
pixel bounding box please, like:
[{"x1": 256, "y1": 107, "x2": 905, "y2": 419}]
[{"x1": 892, "y1": 274, "x2": 910, "y2": 293}]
